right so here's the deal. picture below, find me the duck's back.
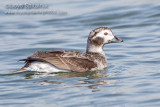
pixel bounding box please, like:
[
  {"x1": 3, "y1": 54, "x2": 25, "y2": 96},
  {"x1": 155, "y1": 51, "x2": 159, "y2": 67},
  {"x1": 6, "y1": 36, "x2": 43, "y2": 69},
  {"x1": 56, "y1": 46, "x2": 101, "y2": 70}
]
[{"x1": 14, "y1": 50, "x2": 104, "y2": 72}]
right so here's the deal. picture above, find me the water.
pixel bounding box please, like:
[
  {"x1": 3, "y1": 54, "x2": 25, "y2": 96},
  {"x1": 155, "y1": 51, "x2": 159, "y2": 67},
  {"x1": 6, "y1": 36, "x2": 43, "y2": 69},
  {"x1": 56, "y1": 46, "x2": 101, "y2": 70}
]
[{"x1": 0, "y1": 0, "x2": 160, "y2": 106}]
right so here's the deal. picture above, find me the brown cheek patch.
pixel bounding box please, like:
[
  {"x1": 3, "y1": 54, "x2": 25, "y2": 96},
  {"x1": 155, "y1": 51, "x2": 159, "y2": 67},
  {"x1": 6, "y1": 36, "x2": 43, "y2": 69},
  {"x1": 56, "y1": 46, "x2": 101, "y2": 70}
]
[{"x1": 92, "y1": 37, "x2": 104, "y2": 46}]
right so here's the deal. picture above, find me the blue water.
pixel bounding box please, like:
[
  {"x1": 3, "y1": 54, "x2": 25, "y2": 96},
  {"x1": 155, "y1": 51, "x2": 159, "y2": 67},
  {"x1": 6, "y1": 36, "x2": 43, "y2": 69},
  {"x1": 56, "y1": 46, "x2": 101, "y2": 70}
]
[{"x1": 0, "y1": 0, "x2": 160, "y2": 107}]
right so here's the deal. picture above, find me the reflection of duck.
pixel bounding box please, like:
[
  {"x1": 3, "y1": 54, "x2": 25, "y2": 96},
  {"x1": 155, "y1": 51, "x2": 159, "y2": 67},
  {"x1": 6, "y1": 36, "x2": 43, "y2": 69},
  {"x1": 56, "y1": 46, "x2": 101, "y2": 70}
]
[
  {"x1": 25, "y1": 71, "x2": 109, "y2": 91},
  {"x1": 24, "y1": 70, "x2": 107, "y2": 79},
  {"x1": 13, "y1": 27, "x2": 123, "y2": 73}
]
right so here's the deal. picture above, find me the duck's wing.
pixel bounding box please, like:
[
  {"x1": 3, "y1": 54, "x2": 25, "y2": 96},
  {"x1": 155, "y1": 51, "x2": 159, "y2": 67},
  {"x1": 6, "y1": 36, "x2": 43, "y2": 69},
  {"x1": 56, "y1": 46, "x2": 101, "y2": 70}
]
[{"x1": 21, "y1": 50, "x2": 97, "y2": 72}]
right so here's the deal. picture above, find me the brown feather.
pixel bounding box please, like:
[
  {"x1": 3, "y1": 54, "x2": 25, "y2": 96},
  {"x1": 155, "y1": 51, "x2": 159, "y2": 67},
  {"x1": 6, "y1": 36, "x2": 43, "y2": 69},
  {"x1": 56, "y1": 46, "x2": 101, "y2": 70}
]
[
  {"x1": 17, "y1": 50, "x2": 99, "y2": 72},
  {"x1": 12, "y1": 67, "x2": 27, "y2": 73}
]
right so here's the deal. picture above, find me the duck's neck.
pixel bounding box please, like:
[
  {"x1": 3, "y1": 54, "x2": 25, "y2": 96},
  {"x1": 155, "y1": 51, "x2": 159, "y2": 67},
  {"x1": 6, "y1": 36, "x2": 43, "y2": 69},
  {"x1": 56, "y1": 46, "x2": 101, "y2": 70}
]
[{"x1": 86, "y1": 43, "x2": 105, "y2": 55}]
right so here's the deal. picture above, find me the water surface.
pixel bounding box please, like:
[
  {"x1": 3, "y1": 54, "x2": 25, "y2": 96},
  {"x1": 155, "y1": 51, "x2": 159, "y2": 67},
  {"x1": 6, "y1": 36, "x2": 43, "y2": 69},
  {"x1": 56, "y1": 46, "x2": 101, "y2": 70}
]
[{"x1": 0, "y1": 0, "x2": 160, "y2": 107}]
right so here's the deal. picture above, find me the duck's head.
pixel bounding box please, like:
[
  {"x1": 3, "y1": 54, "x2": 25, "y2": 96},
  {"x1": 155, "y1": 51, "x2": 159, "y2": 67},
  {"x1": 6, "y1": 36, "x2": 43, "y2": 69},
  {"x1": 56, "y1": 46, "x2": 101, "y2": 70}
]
[{"x1": 86, "y1": 27, "x2": 123, "y2": 54}]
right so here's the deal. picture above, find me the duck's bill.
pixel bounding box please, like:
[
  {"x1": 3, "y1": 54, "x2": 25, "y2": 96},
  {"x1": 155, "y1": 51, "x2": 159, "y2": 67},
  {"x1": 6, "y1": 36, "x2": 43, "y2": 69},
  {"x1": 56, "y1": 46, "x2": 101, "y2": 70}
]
[{"x1": 110, "y1": 36, "x2": 123, "y2": 43}]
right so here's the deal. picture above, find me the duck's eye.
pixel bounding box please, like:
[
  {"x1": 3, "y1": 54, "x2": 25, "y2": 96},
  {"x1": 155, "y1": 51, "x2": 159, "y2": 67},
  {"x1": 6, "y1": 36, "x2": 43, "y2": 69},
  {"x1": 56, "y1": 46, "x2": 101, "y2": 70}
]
[{"x1": 104, "y1": 32, "x2": 108, "y2": 36}]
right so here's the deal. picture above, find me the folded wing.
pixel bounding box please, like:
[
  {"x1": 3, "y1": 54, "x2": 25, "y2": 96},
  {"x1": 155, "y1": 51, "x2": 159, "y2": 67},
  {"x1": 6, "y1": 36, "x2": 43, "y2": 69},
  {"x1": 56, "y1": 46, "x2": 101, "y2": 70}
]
[{"x1": 21, "y1": 50, "x2": 97, "y2": 72}]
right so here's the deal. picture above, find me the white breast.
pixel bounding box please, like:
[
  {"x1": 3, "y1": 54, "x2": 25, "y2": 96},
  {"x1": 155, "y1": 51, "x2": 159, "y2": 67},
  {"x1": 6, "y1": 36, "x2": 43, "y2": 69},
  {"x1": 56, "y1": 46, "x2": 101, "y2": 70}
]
[
  {"x1": 25, "y1": 61, "x2": 68, "y2": 72},
  {"x1": 90, "y1": 60, "x2": 108, "y2": 71}
]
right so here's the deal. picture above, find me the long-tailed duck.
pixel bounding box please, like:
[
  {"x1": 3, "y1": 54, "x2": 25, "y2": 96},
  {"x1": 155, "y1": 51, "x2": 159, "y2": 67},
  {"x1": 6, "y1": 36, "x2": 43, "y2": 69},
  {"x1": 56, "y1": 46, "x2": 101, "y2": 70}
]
[{"x1": 13, "y1": 27, "x2": 123, "y2": 73}]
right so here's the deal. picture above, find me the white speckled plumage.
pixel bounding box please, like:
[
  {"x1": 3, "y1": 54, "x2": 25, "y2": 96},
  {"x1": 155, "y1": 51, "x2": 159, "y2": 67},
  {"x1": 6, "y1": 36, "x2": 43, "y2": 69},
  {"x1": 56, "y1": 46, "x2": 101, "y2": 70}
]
[{"x1": 25, "y1": 61, "x2": 62, "y2": 72}]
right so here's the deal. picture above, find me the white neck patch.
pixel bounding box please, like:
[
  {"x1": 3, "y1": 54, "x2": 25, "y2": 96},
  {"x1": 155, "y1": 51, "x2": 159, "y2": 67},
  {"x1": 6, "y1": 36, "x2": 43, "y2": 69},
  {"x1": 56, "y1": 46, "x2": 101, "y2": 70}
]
[{"x1": 87, "y1": 44, "x2": 105, "y2": 55}]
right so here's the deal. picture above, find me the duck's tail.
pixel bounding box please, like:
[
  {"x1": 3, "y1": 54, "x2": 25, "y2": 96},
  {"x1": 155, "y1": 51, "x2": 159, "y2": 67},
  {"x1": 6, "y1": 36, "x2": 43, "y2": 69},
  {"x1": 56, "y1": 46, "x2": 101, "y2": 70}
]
[{"x1": 12, "y1": 67, "x2": 26, "y2": 73}]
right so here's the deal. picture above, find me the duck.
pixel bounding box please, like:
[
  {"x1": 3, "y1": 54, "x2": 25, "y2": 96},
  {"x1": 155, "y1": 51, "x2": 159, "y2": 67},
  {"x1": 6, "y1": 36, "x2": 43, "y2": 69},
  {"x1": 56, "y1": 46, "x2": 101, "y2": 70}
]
[{"x1": 13, "y1": 27, "x2": 123, "y2": 73}]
